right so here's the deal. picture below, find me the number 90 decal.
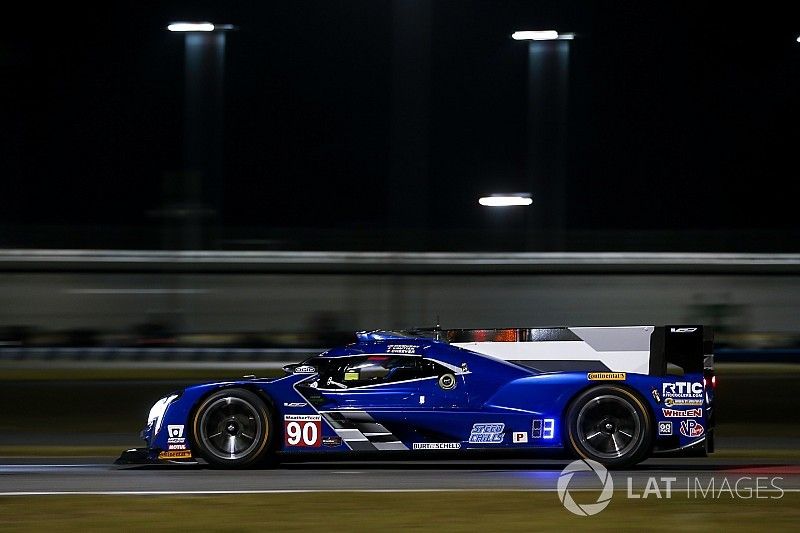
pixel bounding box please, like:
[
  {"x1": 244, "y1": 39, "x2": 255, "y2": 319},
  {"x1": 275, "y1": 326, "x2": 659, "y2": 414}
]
[{"x1": 284, "y1": 414, "x2": 322, "y2": 447}]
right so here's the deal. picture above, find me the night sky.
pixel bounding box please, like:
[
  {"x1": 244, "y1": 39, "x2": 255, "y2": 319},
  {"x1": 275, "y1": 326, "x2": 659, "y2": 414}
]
[{"x1": 2, "y1": 1, "x2": 799, "y2": 250}]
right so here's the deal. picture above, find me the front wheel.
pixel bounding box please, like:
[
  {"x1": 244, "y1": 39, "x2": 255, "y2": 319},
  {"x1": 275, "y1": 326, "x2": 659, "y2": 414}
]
[
  {"x1": 191, "y1": 388, "x2": 273, "y2": 467},
  {"x1": 566, "y1": 385, "x2": 653, "y2": 468}
]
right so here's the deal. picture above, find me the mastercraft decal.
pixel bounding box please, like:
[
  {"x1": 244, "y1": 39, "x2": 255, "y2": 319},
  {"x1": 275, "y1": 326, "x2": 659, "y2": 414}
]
[{"x1": 469, "y1": 423, "x2": 505, "y2": 443}]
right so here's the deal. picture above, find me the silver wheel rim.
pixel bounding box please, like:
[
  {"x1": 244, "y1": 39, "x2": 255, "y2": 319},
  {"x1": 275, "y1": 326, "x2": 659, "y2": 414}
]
[
  {"x1": 199, "y1": 396, "x2": 264, "y2": 461},
  {"x1": 576, "y1": 394, "x2": 642, "y2": 459}
]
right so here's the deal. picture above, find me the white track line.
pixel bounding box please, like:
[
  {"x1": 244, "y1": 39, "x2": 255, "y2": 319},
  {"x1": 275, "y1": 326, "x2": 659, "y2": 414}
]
[{"x1": 1, "y1": 488, "x2": 798, "y2": 496}]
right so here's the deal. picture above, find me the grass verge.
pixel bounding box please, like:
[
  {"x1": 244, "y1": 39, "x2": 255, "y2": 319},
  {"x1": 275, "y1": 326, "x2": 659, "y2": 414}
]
[{"x1": 0, "y1": 492, "x2": 798, "y2": 531}]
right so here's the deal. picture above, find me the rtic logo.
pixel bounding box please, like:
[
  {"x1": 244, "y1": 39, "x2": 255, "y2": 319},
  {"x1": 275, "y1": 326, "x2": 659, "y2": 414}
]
[
  {"x1": 557, "y1": 459, "x2": 614, "y2": 516},
  {"x1": 167, "y1": 425, "x2": 184, "y2": 438},
  {"x1": 663, "y1": 382, "x2": 703, "y2": 397},
  {"x1": 662, "y1": 408, "x2": 702, "y2": 418},
  {"x1": 680, "y1": 420, "x2": 704, "y2": 438},
  {"x1": 670, "y1": 327, "x2": 698, "y2": 333}
]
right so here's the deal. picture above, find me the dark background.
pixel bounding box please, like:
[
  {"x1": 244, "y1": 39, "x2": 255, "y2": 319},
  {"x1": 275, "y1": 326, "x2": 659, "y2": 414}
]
[{"x1": 2, "y1": 1, "x2": 799, "y2": 250}]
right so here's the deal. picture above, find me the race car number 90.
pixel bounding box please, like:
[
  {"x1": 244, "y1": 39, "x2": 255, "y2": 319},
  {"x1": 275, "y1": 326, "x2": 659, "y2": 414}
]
[{"x1": 284, "y1": 414, "x2": 322, "y2": 447}]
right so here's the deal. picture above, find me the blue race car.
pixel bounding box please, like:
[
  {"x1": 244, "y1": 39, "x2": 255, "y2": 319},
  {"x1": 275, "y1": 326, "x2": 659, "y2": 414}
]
[{"x1": 117, "y1": 325, "x2": 715, "y2": 468}]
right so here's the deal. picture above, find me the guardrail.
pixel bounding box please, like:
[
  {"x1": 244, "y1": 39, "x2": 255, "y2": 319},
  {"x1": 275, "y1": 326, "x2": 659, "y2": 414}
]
[
  {"x1": 0, "y1": 347, "x2": 318, "y2": 367},
  {"x1": 3, "y1": 249, "x2": 800, "y2": 273},
  {"x1": 1, "y1": 346, "x2": 798, "y2": 366}
]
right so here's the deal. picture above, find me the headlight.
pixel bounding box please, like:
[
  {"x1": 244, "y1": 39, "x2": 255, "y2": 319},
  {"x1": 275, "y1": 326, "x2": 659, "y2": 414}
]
[{"x1": 147, "y1": 394, "x2": 178, "y2": 435}]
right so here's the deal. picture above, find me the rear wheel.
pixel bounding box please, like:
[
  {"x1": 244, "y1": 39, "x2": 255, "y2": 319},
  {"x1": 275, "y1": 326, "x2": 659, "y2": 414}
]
[
  {"x1": 566, "y1": 385, "x2": 653, "y2": 468},
  {"x1": 191, "y1": 388, "x2": 273, "y2": 467}
]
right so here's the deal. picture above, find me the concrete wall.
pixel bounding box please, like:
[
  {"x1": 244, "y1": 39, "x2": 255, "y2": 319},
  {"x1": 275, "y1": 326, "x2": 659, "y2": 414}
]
[{"x1": 0, "y1": 272, "x2": 797, "y2": 334}]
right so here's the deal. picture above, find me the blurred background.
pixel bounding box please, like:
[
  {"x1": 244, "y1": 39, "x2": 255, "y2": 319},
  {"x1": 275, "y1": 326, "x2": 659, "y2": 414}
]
[{"x1": 1, "y1": 0, "x2": 799, "y2": 453}]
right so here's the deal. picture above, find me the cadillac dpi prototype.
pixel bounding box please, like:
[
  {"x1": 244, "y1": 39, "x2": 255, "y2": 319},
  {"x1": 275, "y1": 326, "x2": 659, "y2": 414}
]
[{"x1": 118, "y1": 325, "x2": 716, "y2": 468}]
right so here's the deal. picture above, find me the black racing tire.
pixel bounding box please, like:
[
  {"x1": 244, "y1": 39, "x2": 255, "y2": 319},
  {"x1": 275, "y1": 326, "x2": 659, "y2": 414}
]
[
  {"x1": 191, "y1": 388, "x2": 273, "y2": 468},
  {"x1": 565, "y1": 385, "x2": 653, "y2": 468}
]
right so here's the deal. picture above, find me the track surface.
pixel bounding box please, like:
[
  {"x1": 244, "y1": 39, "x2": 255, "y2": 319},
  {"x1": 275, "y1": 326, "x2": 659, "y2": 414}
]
[{"x1": 2, "y1": 456, "x2": 799, "y2": 494}]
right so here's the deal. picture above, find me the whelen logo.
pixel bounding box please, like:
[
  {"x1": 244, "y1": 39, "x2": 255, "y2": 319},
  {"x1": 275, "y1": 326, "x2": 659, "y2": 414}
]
[{"x1": 662, "y1": 408, "x2": 702, "y2": 418}]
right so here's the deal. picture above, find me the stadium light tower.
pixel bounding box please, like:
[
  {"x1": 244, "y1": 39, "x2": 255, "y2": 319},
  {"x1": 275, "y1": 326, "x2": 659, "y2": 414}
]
[
  {"x1": 166, "y1": 21, "x2": 236, "y2": 250},
  {"x1": 512, "y1": 29, "x2": 574, "y2": 247}
]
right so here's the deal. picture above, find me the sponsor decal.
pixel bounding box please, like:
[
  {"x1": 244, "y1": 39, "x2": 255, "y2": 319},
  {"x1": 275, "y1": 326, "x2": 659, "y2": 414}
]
[
  {"x1": 168, "y1": 444, "x2": 188, "y2": 450},
  {"x1": 658, "y1": 421, "x2": 673, "y2": 436},
  {"x1": 167, "y1": 425, "x2": 185, "y2": 444},
  {"x1": 513, "y1": 431, "x2": 528, "y2": 443},
  {"x1": 587, "y1": 372, "x2": 626, "y2": 381},
  {"x1": 158, "y1": 450, "x2": 192, "y2": 460},
  {"x1": 651, "y1": 388, "x2": 662, "y2": 403},
  {"x1": 322, "y1": 436, "x2": 343, "y2": 447},
  {"x1": 438, "y1": 373, "x2": 456, "y2": 390},
  {"x1": 662, "y1": 408, "x2": 703, "y2": 418},
  {"x1": 293, "y1": 365, "x2": 317, "y2": 374},
  {"x1": 387, "y1": 344, "x2": 417, "y2": 354},
  {"x1": 680, "y1": 420, "x2": 704, "y2": 438},
  {"x1": 412, "y1": 442, "x2": 461, "y2": 450},
  {"x1": 283, "y1": 402, "x2": 308, "y2": 408},
  {"x1": 284, "y1": 414, "x2": 322, "y2": 447},
  {"x1": 670, "y1": 327, "x2": 698, "y2": 333},
  {"x1": 664, "y1": 397, "x2": 703, "y2": 407},
  {"x1": 469, "y1": 423, "x2": 505, "y2": 444},
  {"x1": 344, "y1": 371, "x2": 359, "y2": 381},
  {"x1": 663, "y1": 382, "x2": 703, "y2": 398},
  {"x1": 532, "y1": 418, "x2": 556, "y2": 439}
]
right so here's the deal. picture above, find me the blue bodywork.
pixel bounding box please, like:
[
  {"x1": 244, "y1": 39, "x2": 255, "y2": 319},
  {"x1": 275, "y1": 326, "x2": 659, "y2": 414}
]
[{"x1": 135, "y1": 330, "x2": 712, "y2": 462}]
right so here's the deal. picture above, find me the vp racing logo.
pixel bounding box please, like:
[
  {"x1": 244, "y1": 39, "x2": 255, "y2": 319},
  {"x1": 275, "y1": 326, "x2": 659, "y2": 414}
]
[{"x1": 557, "y1": 459, "x2": 614, "y2": 516}]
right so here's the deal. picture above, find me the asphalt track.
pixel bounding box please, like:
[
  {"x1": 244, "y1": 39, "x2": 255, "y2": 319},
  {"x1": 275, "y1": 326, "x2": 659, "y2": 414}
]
[{"x1": 1, "y1": 456, "x2": 799, "y2": 495}]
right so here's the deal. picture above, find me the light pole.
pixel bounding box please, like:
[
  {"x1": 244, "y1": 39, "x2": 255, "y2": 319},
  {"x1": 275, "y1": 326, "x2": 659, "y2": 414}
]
[
  {"x1": 512, "y1": 30, "x2": 574, "y2": 249},
  {"x1": 167, "y1": 21, "x2": 236, "y2": 250}
]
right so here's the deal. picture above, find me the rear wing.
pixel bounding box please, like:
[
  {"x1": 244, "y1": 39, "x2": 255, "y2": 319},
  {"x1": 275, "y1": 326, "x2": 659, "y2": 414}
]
[{"x1": 437, "y1": 326, "x2": 712, "y2": 376}]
